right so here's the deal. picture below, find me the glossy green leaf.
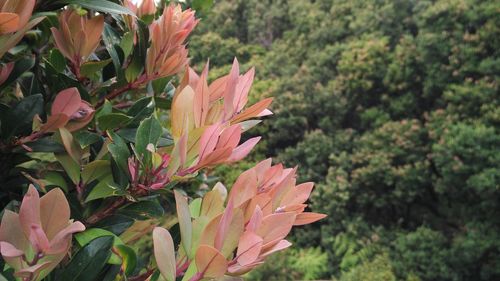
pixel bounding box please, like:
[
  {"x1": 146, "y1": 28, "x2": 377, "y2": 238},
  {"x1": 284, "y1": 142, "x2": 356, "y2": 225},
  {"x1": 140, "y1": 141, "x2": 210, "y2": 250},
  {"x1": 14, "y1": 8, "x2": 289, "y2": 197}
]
[
  {"x1": 107, "y1": 131, "x2": 130, "y2": 177},
  {"x1": 56, "y1": 236, "x2": 114, "y2": 281},
  {"x1": 120, "y1": 32, "x2": 134, "y2": 58},
  {"x1": 97, "y1": 113, "x2": 132, "y2": 131},
  {"x1": 61, "y1": 0, "x2": 135, "y2": 16},
  {"x1": 0, "y1": 57, "x2": 35, "y2": 91},
  {"x1": 75, "y1": 228, "x2": 124, "y2": 265},
  {"x1": 75, "y1": 131, "x2": 101, "y2": 148},
  {"x1": 14, "y1": 138, "x2": 65, "y2": 153},
  {"x1": 82, "y1": 160, "x2": 111, "y2": 184},
  {"x1": 1, "y1": 94, "x2": 43, "y2": 140},
  {"x1": 94, "y1": 215, "x2": 134, "y2": 235},
  {"x1": 103, "y1": 24, "x2": 125, "y2": 82},
  {"x1": 118, "y1": 200, "x2": 164, "y2": 219},
  {"x1": 127, "y1": 97, "x2": 155, "y2": 125},
  {"x1": 114, "y1": 244, "x2": 137, "y2": 276},
  {"x1": 55, "y1": 153, "x2": 81, "y2": 184},
  {"x1": 80, "y1": 59, "x2": 112, "y2": 78},
  {"x1": 43, "y1": 171, "x2": 68, "y2": 192},
  {"x1": 48, "y1": 49, "x2": 66, "y2": 73},
  {"x1": 135, "y1": 116, "x2": 162, "y2": 161},
  {"x1": 85, "y1": 175, "x2": 124, "y2": 202}
]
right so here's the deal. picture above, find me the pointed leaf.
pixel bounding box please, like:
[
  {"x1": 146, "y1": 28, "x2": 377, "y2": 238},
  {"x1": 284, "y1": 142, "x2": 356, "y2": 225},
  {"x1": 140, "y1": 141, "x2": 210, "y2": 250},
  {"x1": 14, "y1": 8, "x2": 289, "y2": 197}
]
[
  {"x1": 195, "y1": 245, "x2": 228, "y2": 279},
  {"x1": 293, "y1": 212, "x2": 327, "y2": 226},
  {"x1": 175, "y1": 190, "x2": 192, "y2": 257}
]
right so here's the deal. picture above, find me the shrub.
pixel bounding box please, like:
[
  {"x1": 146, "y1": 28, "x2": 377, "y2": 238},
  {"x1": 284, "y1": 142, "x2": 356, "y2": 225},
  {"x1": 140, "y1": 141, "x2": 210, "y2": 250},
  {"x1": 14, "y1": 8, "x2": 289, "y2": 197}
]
[{"x1": 0, "y1": 1, "x2": 325, "y2": 280}]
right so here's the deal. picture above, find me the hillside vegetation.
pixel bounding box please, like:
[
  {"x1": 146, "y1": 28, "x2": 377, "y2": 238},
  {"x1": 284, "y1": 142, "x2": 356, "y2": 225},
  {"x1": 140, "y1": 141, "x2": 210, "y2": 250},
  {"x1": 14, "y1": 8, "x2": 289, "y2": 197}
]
[{"x1": 189, "y1": 0, "x2": 500, "y2": 280}]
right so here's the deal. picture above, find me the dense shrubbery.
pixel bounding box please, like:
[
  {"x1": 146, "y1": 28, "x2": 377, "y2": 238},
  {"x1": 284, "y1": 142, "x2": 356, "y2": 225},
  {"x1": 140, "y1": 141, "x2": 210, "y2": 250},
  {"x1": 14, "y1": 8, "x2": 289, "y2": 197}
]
[
  {"x1": 0, "y1": 0, "x2": 325, "y2": 280},
  {"x1": 188, "y1": 0, "x2": 500, "y2": 280}
]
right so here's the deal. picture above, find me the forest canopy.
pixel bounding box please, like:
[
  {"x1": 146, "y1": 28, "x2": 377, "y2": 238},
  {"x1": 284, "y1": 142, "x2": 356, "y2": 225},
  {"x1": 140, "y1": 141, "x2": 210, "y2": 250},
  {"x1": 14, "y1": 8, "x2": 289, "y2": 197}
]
[{"x1": 188, "y1": 0, "x2": 500, "y2": 280}]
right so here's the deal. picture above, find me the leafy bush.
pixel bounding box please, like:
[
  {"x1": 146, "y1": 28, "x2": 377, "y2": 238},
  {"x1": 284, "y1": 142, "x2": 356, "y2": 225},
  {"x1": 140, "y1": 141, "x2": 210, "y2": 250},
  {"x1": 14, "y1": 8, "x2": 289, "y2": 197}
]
[{"x1": 0, "y1": 1, "x2": 325, "y2": 280}]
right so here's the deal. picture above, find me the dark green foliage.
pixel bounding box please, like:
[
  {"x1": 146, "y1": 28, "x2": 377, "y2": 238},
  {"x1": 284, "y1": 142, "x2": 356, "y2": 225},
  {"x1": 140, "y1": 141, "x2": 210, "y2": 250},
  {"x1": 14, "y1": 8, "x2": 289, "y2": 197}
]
[{"x1": 190, "y1": 0, "x2": 500, "y2": 280}]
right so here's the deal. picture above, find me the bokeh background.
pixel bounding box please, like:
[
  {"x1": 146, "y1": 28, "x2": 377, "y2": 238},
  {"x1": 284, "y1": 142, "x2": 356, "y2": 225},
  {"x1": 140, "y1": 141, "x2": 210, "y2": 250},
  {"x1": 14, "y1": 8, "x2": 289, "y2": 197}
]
[{"x1": 187, "y1": 0, "x2": 500, "y2": 280}]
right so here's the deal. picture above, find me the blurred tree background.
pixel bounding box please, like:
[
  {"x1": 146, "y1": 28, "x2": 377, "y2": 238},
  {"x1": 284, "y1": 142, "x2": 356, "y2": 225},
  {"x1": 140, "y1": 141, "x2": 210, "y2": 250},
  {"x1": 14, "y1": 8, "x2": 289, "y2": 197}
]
[{"x1": 188, "y1": 0, "x2": 500, "y2": 280}]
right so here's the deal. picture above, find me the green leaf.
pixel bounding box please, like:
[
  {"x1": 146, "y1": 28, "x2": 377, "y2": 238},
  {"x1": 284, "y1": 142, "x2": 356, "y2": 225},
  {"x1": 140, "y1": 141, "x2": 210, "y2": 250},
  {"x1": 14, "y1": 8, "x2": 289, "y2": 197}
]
[
  {"x1": 56, "y1": 236, "x2": 114, "y2": 281},
  {"x1": 48, "y1": 49, "x2": 66, "y2": 73},
  {"x1": 107, "y1": 131, "x2": 130, "y2": 176},
  {"x1": 55, "y1": 153, "x2": 81, "y2": 184},
  {"x1": 1, "y1": 94, "x2": 43, "y2": 140},
  {"x1": 97, "y1": 113, "x2": 132, "y2": 131},
  {"x1": 75, "y1": 228, "x2": 123, "y2": 247},
  {"x1": 116, "y1": 128, "x2": 137, "y2": 143},
  {"x1": 13, "y1": 138, "x2": 65, "y2": 153},
  {"x1": 135, "y1": 116, "x2": 162, "y2": 161},
  {"x1": 103, "y1": 24, "x2": 125, "y2": 82},
  {"x1": 75, "y1": 131, "x2": 102, "y2": 148},
  {"x1": 118, "y1": 200, "x2": 164, "y2": 219},
  {"x1": 75, "y1": 228, "x2": 124, "y2": 265},
  {"x1": 85, "y1": 175, "x2": 124, "y2": 202},
  {"x1": 80, "y1": 59, "x2": 112, "y2": 78},
  {"x1": 124, "y1": 20, "x2": 148, "y2": 82},
  {"x1": 95, "y1": 100, "x2": 113, "y2": 120},
  {"x1": 0, "y1": 57, "x2": 35, "y2": 91},
  {"x1": 120, "y1": 32, "x2": 134, "y2": 58},
  {"x1": 114, "y1": 245, "x2": 137, "y2": 276},
  {"x1": 42, "y1": 171, "x2": 69, "y2": 192},
  {"x1": 189, "y1": 198, "x2": 202, "y2": 219},
  {"x1": 82, "y1": 160, "x2": 111, "y2": 184},
  {"x1": 127, "y1": 97, "x2": 155, "y2": 125},
  {"x1": 94, "y1": 215, "x2": 134, "y2": 235},
  {"x1": 151, "y1": 77, "x2": 171, "y2": 95},
  {"x1": 61, "y1": 0, "x2": 135, "y2": 16}
]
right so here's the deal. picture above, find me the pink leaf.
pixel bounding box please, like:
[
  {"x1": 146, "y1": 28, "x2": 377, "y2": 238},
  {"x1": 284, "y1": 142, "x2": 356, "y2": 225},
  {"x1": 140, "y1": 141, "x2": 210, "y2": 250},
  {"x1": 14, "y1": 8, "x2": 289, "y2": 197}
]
[
  {"x1": 153, "y1": 227, "x2": 176, "y2": 281},
  {"x1": 236, "y1": 231, "x2": 263, "y2": 266},
  {"x1": 195, "y1": 245, "x2": 228, "y2": 278},
  {"x1": 228, "y1": 168, "x2": 258, "y2": 208},
  {"x1": 216, "y1": 124, "x2": 241, "y2": 150},
  {"x1": 28, "y1": 224, "x2": 50, "y2": 253},
  {"x1": 280, "y1": 182, "x2": 314, "y2": 207},
  {"x1": 234, "y1": 67, "x2": 255, "y2": 112},
  {"x1": 223, "y1": 58, "x2": 240, "y2": 117},
  {"x1": 40, "y1": 188, "x2": 70, "y2": 240},
  {"x1": 193, "y1": 63, "x2": 210, "y2": 127},
  {"x1": 18, "y1": 185, "x2": 41, "y2": 240},
  {"x1": 214, "y1": 199, "x2": 234, "y2": 251},
  {"x1": 47, "y1": 221, "x2": 85, "y2": 254},
  {"x1": 208, "y1": 75, "x2": 228, "y2": 102},
  {"x1": 174, "y1": 191, "x2": 192, "y2": 256},
  {"x1": 231, "y1": 97, "x2": 273, "y2": 124},
  {"x1": 256, "y1": 212, "x2": 296, "y2": 246},
  {"x1": 293, "y1": 212, "x2": 327, "y2": 226},
  {"x1": 260, "y1": 239, "x2": 292, "y2": 258},
  {"x1": 198, "y1": 123, "x2": 222, "y2": 161},
  {"x1": 0, "y1": 242, "x2": 23, "y2": 258},
  {"x1": 51, "y1": 88, "x2": 81, "y2": 116},
  {"x1": 227, "y1": 136, "x2": 261, "y2": 162},
  {"x1": 246, "y1": 206, "x2": 263, "y2": 232}
]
